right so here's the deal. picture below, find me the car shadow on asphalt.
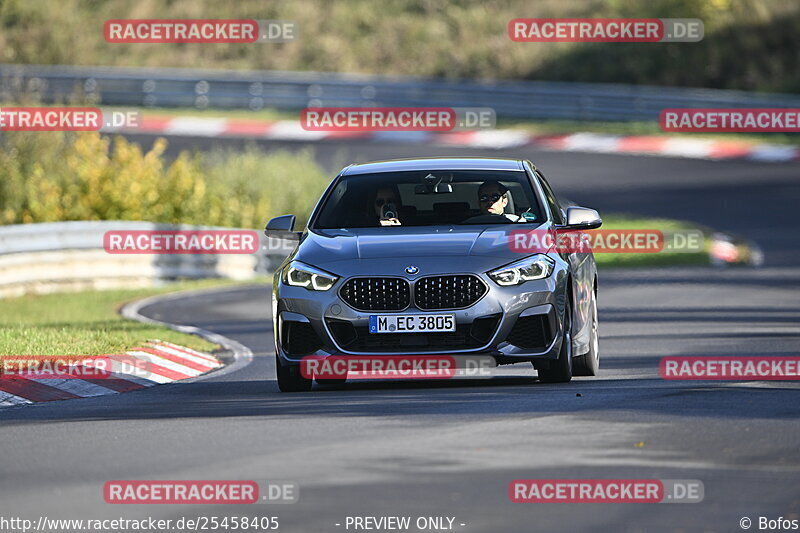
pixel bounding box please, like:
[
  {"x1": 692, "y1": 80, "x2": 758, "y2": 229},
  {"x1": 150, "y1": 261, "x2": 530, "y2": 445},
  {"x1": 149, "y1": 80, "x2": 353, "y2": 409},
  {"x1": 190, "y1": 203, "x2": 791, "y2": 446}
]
[{"x1": 2, "y1": 360, "x2": 799, "y2": 423}]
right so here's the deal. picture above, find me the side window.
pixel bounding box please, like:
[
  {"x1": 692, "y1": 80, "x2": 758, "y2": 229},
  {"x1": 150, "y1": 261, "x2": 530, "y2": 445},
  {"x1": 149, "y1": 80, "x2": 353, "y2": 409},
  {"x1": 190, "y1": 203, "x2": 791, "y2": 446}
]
[{"x1": 535, "y1": 170, "x2": 565, "y2": 224}]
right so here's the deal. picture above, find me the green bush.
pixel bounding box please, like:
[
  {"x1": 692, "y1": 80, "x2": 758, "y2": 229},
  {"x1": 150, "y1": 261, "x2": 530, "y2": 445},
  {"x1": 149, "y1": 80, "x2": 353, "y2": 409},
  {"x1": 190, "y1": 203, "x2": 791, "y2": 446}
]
[{"x1": 0, "y1": 131, "x2": 329, "y2": 229}]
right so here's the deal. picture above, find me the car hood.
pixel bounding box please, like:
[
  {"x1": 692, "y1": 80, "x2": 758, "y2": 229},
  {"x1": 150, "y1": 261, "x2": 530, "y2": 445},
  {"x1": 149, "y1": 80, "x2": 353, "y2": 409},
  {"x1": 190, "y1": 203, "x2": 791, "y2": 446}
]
[{"x1": 293, "y1": 224, "x2": 547, "y2": 271}]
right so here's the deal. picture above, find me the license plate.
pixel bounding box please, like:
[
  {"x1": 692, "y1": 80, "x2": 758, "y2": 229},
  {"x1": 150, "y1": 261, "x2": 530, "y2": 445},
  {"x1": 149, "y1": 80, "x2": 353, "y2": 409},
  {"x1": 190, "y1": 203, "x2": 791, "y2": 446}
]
[{"x1": 369, "y1": 314, "x2": 456, "y2": 334}]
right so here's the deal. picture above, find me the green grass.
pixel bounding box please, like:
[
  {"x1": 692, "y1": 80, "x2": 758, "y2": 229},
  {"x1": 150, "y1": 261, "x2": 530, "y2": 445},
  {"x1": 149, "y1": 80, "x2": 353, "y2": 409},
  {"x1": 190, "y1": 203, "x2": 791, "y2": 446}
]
[
  {"x1": 0, "y1": 279, "x2": 259, "y2": 357},
  {"x1": 595, "y1": 215, "x2": 709, "y2": 268},
  {"x1": 117, "y1": 106, "x2": 297, "y2": 122}
]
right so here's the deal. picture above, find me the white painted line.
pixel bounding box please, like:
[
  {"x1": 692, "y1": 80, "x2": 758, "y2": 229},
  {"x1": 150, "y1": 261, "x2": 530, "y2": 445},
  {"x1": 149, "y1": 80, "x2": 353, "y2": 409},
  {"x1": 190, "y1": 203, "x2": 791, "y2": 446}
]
[
  {"x1": 164, "y1": 118, "x2": 229, "y2": 137},
  {"x1": 747, "y1": 145, "x2": 798, "y2": 162},
  {"x1": 147, "y1": 340, "x2": 220, "y2": 365},
  {"x1": 562, "y1": 133, "x2": 622, "y2": 153},
  {"x1": 265, "y1": 121, "x2": 329, "y2": 140},
  {"x1": 99, "y1": 371, "x2": 160, "y2": 388},
  {"x1": 0, "y1": 390, "x2": 32, "y2": 406},
  {"x1": 144, "y1": 344, "x2": 220, "y2": 369},
  {"x1": 661, "y1": 138, "x2": 715, "y2": 158},
  {"x1": 127, "y1": 350, "x2": 204, "y2": 378},
  {"x1": 466, "y1": 130, "x2": 531, "y2": 149},
  {"x1": 27, "y1": 378, "x2": 113, "y2": 398},
  {"x1": 105, "y1": 358, "x2": 174, "y2": 384}
]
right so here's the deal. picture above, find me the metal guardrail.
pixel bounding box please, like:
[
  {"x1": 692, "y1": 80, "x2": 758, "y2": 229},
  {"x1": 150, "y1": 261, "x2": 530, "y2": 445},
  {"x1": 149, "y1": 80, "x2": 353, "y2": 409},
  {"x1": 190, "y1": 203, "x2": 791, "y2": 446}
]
[
  {"x1": 2, "y1": 64, "x2": 799, "y2": 122},
  {"x1": 0, "y1": 221, "x2": 291, "y2": 297}
]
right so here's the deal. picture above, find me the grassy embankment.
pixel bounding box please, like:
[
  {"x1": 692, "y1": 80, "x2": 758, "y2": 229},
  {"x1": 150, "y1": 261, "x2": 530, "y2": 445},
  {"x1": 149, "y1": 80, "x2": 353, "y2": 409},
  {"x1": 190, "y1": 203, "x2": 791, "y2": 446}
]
[
  {"x1": 0, "y1": 280, "x2": 251, "y2": 357},
  {"x1": 1, "y1": 0, "x2": 798, "y2": 92}
]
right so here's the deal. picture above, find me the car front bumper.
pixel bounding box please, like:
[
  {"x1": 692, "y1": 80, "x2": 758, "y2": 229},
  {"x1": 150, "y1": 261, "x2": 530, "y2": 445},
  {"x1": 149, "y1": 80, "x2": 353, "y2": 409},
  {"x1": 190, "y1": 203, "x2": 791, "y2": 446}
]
[{"x1": 272, "y1": 258, "x2": 570, "y2": 367}]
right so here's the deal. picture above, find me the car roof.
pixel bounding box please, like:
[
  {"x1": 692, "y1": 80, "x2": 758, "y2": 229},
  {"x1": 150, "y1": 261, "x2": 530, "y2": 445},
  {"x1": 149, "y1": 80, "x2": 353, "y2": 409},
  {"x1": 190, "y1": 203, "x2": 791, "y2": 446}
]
[{"x1": 341, "y1": 157, "x2": 525, "y2": 175}]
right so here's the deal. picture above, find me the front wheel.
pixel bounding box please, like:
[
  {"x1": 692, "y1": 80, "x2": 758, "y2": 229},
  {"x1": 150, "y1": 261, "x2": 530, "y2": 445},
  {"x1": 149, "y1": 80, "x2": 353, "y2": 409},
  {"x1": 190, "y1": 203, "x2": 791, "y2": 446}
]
[
  {"x1": 537, "y1": 299, "x2": 573, "y2": 383},
  {"x1": 276, "y1": 355, "x2": 313, "y2": 392},
  {"x1": 573, "y1": 288, "x2": 599, "y2": 377}
]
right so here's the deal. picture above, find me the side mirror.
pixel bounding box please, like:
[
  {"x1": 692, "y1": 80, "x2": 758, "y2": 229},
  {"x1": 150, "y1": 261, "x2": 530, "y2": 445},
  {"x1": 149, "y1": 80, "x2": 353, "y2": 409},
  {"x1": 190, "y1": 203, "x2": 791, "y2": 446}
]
[
  {"x1": 560, "y1": 206, "x2": 602, "y2": 230},
  {"x1": 265, "y1": 214, "x2": 296, "y2": 234}
]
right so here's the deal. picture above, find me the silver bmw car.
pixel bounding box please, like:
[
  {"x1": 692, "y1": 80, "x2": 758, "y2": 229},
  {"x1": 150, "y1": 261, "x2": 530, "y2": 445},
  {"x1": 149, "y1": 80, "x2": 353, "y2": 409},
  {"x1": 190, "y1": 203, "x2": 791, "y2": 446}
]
[{"x1": 266, "y1": 157, "x2": 601, "y2": 392}]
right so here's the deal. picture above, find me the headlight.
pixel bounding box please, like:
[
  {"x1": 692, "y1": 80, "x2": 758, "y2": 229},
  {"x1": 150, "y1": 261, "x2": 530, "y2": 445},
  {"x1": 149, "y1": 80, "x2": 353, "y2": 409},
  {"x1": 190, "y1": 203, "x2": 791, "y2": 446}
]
[
  {"x1": 488, "y1": 254, "x2": 555, "y2": 286},
  {"x1": 283, "y1": 261, "x2": 338, "y2": 291}
]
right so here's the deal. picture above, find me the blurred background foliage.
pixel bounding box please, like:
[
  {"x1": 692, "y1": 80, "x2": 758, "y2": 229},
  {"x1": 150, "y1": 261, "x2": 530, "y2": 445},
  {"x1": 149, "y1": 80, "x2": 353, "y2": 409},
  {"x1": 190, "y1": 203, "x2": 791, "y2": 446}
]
[
  {"x1": 0, "y1": 0, "x2": 797, "y2": 91},
  {"x1": 0, "y1": 131, "x2": 329, "y2": 229},
  {"x1": 0, "y1": 0, "x2": 796, "y2": 229}
]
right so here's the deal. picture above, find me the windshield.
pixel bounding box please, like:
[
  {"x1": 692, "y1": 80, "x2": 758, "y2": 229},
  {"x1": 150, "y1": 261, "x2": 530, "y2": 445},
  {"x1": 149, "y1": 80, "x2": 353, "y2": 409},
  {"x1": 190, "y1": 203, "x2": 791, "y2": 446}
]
[{"x1": 312, "y1": 170, "x2": 544, "y2": 229}]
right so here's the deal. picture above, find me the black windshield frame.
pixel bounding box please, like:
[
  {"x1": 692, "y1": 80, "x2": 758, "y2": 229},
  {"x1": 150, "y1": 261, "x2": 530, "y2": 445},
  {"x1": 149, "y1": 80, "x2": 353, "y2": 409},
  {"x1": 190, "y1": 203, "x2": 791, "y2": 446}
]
[{"x1": 310, "y1": 169, "x2": 546, "y2": 230}]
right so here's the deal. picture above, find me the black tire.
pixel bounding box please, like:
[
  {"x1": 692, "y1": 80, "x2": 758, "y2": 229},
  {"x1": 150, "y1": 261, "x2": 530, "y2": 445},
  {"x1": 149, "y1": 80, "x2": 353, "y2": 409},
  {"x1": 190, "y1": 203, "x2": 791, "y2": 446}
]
[
  {"x1": 573, "y1": 288, "x2": 599, "y2": 377},
  {"x1": 538, "y1": 298, "x2": 573, "y2": 383},
  {"x1": 276, "y1": 355, "x2": 313, "y2": 392}
]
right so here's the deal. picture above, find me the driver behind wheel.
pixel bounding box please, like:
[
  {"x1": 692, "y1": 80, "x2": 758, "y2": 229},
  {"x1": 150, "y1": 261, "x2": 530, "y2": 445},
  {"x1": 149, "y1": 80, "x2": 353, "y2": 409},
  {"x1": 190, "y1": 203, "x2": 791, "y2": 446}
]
[{"x1": 478, "y1": 181, "x2": 519, "y2": 221}]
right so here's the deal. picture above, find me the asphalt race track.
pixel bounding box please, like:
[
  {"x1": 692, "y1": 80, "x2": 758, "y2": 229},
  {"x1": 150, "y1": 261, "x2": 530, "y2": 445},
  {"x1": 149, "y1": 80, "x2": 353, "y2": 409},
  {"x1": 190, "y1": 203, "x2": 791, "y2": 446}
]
[{"x1": 1, "y1": 136, "x2": 798, "y2": 533}]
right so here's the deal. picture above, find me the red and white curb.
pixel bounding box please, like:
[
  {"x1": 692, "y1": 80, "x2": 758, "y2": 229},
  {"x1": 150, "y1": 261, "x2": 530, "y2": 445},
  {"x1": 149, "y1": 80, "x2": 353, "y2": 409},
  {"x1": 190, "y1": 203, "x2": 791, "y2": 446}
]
[
  {"x1": 0, "y1": 341, "x2": 223, "y2": 407},
  {"x1": 104, "y1": 117, "x2": 800, "y2": 163}
]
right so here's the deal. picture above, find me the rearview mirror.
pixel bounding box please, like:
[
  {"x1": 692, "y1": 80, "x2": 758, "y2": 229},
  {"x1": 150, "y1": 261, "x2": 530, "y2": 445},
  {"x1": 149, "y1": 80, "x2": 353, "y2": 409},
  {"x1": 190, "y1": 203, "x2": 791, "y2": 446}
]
[
  {"x1": 415, "y1": 173, "x2": 453, "y2": 194},
  {"x1": 560, "y1": 206, "x2": 602, "y2": 230},
  {"x1": 265, "y1": 214, "x2": 296, "y2": 234}
]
